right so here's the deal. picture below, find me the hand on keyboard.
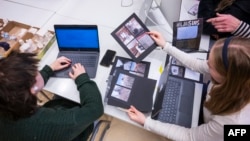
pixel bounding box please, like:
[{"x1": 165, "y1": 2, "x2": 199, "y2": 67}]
[
  {"x1": 69, "y1": 63, "x2": 86, "y2": 80},
  {"x1": 50, "y1": 56, "x2": 71, "y2": 71}
]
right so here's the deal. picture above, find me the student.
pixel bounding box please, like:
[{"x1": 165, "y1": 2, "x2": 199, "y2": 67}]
[
  {"x1": 127, "y1": 31, "x2": 250, "y2": 141},
  {"x1": 207, "y1": 13, "x2": 250, "y2": 38},
  {"x1": 198, "y1": 0, "x2": 250, "y2": 39},
  {"x1": 0, "y1": 51, "x2": 104, "y2": 141}
]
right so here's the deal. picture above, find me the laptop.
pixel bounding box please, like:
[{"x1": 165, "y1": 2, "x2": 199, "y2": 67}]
[
  {"x1": 152, "y1": 63, "x2": 204, "y2": 128},
  {"x1": 53, "y1": 25, "x2": 100, "y2": 78}
]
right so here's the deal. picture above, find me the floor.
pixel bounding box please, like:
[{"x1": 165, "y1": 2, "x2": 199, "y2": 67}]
[{"x1": 93, "y1": 114, "x2": 171, "y2": 141}]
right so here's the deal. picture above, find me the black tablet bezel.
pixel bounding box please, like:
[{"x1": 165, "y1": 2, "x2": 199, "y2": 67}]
[{"x1": 111, "y1": 13, "x2": 157, "y2": 63}]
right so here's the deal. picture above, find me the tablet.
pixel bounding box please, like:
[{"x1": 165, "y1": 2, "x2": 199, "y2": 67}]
[{"x1": 111, "y1": 13, "x2": 157, "y2": 62}]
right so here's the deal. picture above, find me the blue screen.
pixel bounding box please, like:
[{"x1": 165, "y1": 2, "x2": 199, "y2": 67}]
[
  {"x1": 55, "y1": 28, "x2": 99, "y2": 49},
  {"x1": 177, "y1": 25, "x2": 198, "y2": 40}
]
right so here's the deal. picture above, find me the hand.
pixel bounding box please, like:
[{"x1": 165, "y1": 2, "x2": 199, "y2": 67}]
[
  {"x1": 50, "y1": 56, "x2": 71, "y2": 71},
  {"x1": 127, "y1": 105, "x2": 146, "y2": 126},
  {"x1": 147, "y1": 31, "x2": 166, "y2": 48},
  {"x1": 207, "y1": 13, "x2": 241, "y2": 33},
  {"x1": 69, "y1": 63, "x2": 86, "y2": 80}
]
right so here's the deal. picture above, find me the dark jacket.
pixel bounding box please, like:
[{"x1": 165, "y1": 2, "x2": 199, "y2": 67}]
[
  {"x1": 198, "y1": 0, "x2": 250, "y2": 38},
  {"x1": 0, "y1": 65, "x2": 104, "y2": 141}
]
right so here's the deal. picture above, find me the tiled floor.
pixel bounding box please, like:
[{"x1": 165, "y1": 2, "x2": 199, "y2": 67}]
[{"x1": 95, "y1": 114, "x2": 171, "y2": 141}]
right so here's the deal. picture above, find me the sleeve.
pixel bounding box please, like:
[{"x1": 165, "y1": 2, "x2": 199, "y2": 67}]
[
  {"x1": 39, "y1": 65, "x2": 54, "y2": 84},
  {"x1": 162, "y1": 42, "x2": 209, "y2": 75},
  {"x1": 232, "y1": 21, "x2": 250, "y2": 38},
  {"x1": 72, "y1": 73, "x2": 104, "y2": 123},
  {"x1": 143, "y1": 117, "x2": 223, "y2": 141},
  {"x1": 40, "y1": 73, "x2": 104, "y2": 139}
]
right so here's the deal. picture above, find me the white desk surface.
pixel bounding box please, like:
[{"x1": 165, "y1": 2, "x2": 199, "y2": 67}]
[
  {"x1": 1, "y1": 0, "x2": 210, "y2": 127},
  {"x1": 6, "y1": 0, "x2": 69, "y2": 12},
  {"x1": 0, "y1": 0, "x2": 53, "y2": 27}
]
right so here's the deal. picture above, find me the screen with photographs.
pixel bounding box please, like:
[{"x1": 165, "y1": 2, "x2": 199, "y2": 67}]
[
  {"x1": 110, "y1": 73, "x2": 135, "y2": 102},
  {"x1": 111, "y1": 13, "x2": 157, "y2": 62},
  {"x1": 110, "y1": 56, "x2": 150, "y2": 77},
  {"x1": 169, "y1": 57, "x2": 203, "y2": 82}
]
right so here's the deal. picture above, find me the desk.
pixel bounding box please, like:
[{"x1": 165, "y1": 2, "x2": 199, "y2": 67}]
[
  {"x1": 41, "y1": 23, "x2": 167, "y2": 125},
  {"x1": 36, "y1": 0, "x2": 167, "y2": 126},
  {"x1": 0, "y1": 0, "x2": 210, "y2": 127}
]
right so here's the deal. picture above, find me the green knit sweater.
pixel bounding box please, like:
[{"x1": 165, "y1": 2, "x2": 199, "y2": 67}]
[{"x1": 0, "y1": 65, "x2": 104, "y2": 141}]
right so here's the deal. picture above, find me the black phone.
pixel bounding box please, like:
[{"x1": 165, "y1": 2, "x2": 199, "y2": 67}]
[{"x1": 100, "y1": 49, "x2": 116, "y2": 67}]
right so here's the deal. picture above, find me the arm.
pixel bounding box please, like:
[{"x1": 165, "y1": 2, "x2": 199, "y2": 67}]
[
  {"x1": 162, "y1": 42, "x2": 209, "y2": 74},
  {"x1": 148, "y1": 31, "x2": 209, "y2": 74},
  {"x1": 206, "y1": 13, "x2": 241, "y2": 33},
  {"x1": 198, "y1": 0, "x2": 250, "y2": 37},
  {"x1": 207, "y1": 13, "x2": 250, "y2": 38},
  {"x1": 127, "y1": 105, "x2": 223, "y2": 141},
  {"x1": 40, "y1": 64, "x2": 103, "y2": 140},
  {"x1": 39, "y1": 56, "x2": 71, "y2": 84},
  {"x1": 144, "y1": 117, "x2": 223, "y2": 141},
  {"x1": 39, "y1": 65, "x2": 53, "y2": 84}
]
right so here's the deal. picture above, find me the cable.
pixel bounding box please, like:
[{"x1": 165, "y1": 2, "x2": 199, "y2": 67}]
[{"x1": 121, "y1": 0, "x2": 133, "y2": 7}]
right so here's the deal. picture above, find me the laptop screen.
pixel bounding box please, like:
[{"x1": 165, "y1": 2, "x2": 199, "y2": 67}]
[
  {"x1": 54, "y1": 25, "x2": 99, "y2": 51},
  {"x1": 176, "y1": 25, "x2": 198, "y2": 40}
]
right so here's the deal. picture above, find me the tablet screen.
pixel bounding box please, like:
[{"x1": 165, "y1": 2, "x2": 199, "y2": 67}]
[{"x1": 111, "y1": 13, "x2": 157, "y2": 62}]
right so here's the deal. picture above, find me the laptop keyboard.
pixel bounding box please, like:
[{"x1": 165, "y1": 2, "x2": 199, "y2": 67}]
[
  {"x1": 63, "y1": 55, "x2": 97, "y2": 67},
  {"x1": 157, "y1": 77, "x2": 182, "y2": 124}
]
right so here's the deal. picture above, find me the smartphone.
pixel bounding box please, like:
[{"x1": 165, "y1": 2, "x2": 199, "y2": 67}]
[{"x1": 100, "y1": 49, "x2": 116, "y2": 67}]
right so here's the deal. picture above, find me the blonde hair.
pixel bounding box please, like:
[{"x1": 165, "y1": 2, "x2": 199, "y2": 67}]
[
  {"x1": 215, "y1": 0, "x2": 236, "y2": 12},
  {"x1": 205, "y1": 37, "x2": 250, "y2": 115}
]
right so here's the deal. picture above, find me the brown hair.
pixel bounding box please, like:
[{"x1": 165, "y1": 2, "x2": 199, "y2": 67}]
[
  {"x1": 0, "y1": 51, "x2": 40, "y2": 120},
  {"x1": 205, "y1": 37, "x2": 250, "y2": 115},
  {"x1": 215, "y1": 0, "x2": 236, "y2": 12}
]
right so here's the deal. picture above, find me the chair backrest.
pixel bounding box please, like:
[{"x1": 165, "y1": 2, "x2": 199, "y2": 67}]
[{"x1": 89, "y1": 120, "x2": 111, "y2": 141}]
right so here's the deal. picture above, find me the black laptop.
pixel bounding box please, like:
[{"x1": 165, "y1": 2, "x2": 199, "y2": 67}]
[
  {"x1": 53, "y1": 25, "x2": 100, "y2": 78},
  {"x1": 152, "y1": 64, "x2": 204, "y2": 128}
]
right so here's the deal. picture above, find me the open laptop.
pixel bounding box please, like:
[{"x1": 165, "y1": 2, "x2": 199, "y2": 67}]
[
  {"x1": 152, "y1": 63, "x2": 204, "y2": 128},
  {"x1": 53, "y1": 25, "x2": 100, "y2": 78}
]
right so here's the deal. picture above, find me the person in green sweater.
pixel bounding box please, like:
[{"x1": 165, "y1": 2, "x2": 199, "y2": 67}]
[{"x1": 0, "y1": 51, "x2": 104, "y2": 141}]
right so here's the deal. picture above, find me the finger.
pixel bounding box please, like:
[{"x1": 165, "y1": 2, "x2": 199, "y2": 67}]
[
  {"x1": 206, "y1": 18, "x2": 214, "y2": 22},
  {"x1": 130, "y1": 105, "x2": 138, "y2": 112},
  {"x1": 69, "y1": 71, "x2": 73, "y2": 77}
]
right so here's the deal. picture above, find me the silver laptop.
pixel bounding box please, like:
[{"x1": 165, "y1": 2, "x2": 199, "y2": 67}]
[
  {"x1": 53, "y1": 25, "x2": 100, "y2": 78},
  {"x1": 152, "y1": 63, "x2": 203, "y2": 128}
]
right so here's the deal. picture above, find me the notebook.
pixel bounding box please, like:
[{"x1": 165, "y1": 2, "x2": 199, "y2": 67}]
[
  {"x1": 172, "y1": 18, "x2": 203, "y2": 52},
  {"x1": 106, "y1": 69, "x2": 156, "y2": 112},
  {"x1": 152, "y1": 64, "x2": 204, "y2": 128},
  {"x1": 53, "y1": 25, "x2": 100, "y2": 78}
]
